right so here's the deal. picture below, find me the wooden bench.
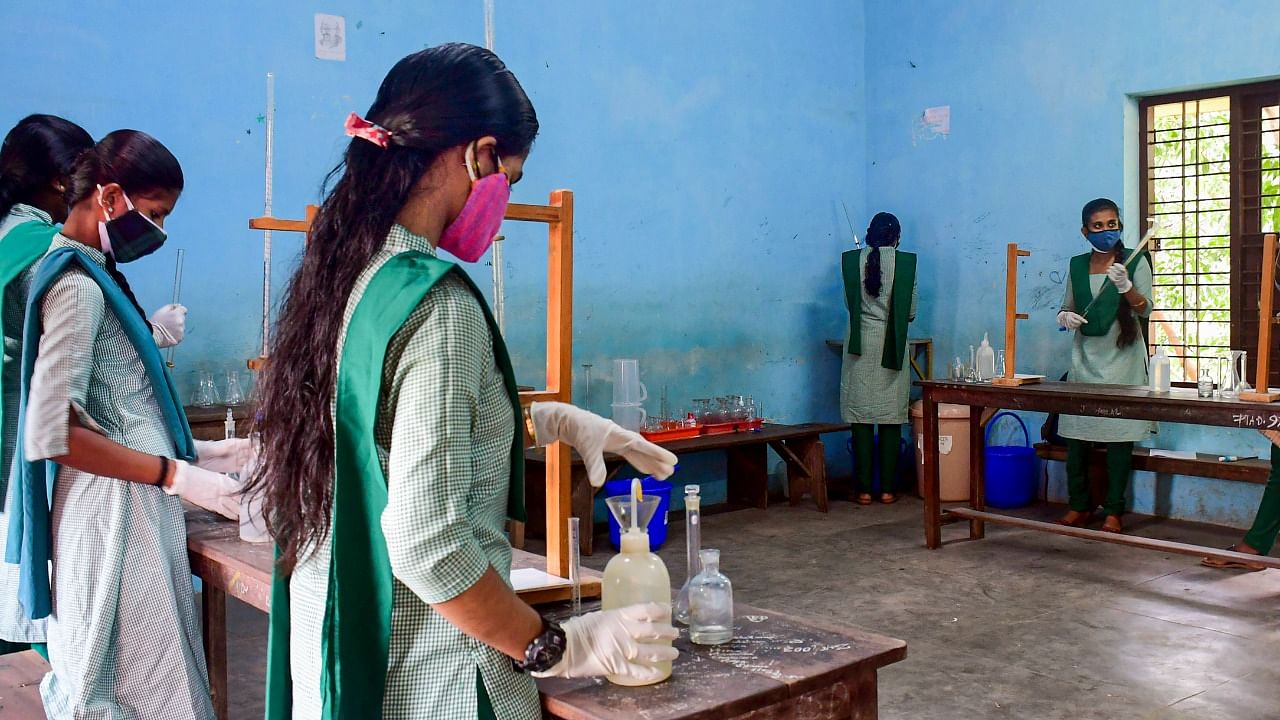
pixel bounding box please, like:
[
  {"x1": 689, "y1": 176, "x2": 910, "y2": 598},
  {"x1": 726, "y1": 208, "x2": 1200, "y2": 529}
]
[
  {"x1": 524, "y1": 422, "x2": 850, "y2": 555},
  {"x1": 1033, "y1": 441, "x2": 1271, "y2": 494}
]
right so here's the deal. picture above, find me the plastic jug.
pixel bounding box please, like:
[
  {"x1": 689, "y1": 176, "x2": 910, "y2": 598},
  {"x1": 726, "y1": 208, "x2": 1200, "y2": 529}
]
[
  {"x1": 611, "y1": 403, "x2": 647, "y2": 432},
  {"x1": 612, "y1": 359, "x2": 648, "y2": 404}
]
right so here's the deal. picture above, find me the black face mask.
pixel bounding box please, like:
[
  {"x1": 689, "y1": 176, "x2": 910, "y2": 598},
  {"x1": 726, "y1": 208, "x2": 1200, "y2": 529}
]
[{"x1": 96, "y1": 186, "x2": 167, "y2": 263}]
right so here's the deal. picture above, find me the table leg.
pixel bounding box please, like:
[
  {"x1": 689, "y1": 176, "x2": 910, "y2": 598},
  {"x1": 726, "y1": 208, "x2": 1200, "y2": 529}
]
[
  {"x1": 923, "y1": 392, "x2": 942, "y2": 549},
  {"x1": 848, "y1": 667, "x2": 878, "y2": 720},
  {"x1": 202, "y1": 585, "x2": 228, "y2": 720},
  {"x1": 969, "y1": 406, "x2": 986, "y2": 540},
  {"x1": 508, "y1": 520, "x2": 526, "y2": 550},
  {"x1": 727, "y1": 443, "x2": 770, "y2": 510},
  {"x1": 785, "y1": 437, "x2": 828, "y2": 513}
]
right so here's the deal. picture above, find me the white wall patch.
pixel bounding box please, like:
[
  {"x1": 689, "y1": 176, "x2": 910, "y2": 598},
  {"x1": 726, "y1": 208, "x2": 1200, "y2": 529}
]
[{"x1": 315, "y1": 13, "x2": 347, "y2": 61}]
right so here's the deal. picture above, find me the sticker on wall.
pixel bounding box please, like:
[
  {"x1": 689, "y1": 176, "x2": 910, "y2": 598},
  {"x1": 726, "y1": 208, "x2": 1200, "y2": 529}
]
[
  {"x1": 912, "y1": 105, "x2": 950, "y2": 146},
  {"x1": 315, "y1": 13, "x2": 347, "y2": 61}
]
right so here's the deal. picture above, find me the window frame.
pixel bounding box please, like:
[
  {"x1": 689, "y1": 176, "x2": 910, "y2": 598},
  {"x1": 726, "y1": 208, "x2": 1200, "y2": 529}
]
[{"x1": 1138, "y1": 79, "x2": 1280, "y2": 387}]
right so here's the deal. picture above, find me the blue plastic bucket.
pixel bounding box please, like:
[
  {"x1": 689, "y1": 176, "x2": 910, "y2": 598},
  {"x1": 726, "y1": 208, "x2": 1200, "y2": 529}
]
[
  {"x1": 604, "y1": 476, "x2": 672, "y2": 551},
  {"x1": 984, "y1": 412, "x2": 1037, "y2": 508}
]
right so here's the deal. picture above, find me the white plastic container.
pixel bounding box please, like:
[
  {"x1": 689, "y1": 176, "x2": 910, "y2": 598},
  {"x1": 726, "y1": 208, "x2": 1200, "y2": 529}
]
[
  {"x1": 976, "y1": 333, "x2": 996, "y2": 381},
  {"x1": 1150, "y1": 346, "x2": 1171, "y2": 393},
  {"x1": 603, "y1": 492, "x2": 673, "y2": 686}
]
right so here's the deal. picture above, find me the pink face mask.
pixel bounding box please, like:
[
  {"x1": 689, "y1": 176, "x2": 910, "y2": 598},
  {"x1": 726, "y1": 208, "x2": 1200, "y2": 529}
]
[{"x1": 437, "y1": 142, "x2": 510, "y2": 262}]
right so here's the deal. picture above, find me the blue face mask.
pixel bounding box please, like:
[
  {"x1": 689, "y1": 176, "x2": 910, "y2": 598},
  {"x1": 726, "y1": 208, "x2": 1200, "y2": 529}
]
[{"x1": 1087, "y1": 229, "x2": 1121, "y2": 252}]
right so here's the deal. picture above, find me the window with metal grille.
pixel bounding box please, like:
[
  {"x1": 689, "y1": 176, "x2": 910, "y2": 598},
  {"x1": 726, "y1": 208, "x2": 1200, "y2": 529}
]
[{"x1": 1139, "y1": 81, "x2": 1280, "y2": 387}]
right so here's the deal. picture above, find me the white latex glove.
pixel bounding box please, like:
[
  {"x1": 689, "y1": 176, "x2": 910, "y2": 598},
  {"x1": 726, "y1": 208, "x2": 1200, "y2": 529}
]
[
  {"x1": 1106, "y1": 263, "x2": 1133, "y2": 294},
  {"x1": 166, "y1": 459, "x2": 241, "y2": 520},
  {"x1": 150, "y1": 304, "x2": 187, "y2": 348},
  {"x1": 237, "y1": 440, "x2": 270, "y2": 542},
  {"x1": 532, "y1": 602, "x2": 679, "y2": 681},
  {"x1": 530, "y1": 402, "x2": 678, "y2": 487},
  {"x1": 193, "y1": 438, "x2": 253, "y2": 474},
  {"x1": 1057, "y1": 311, "x2": 1088, "y2": 330}
]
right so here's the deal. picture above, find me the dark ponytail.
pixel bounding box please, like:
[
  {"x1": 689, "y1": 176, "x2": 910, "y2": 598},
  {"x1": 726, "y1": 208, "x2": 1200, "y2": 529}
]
[
  {"x1": 65, "y1": 130, "x2": 184, "y2": 323},
  {"x1": 1113, "y1": 240, "x2": 1141, "y2": 349},
  {"x1": 248, "y1": 43, "x2": 539, "y2": 573},
  {"x1": 0, "y1": 114, "x2": 93, "y2": 221},
  {"x1": 863, "y1": 211, "x2": 901, "y2": 298}
]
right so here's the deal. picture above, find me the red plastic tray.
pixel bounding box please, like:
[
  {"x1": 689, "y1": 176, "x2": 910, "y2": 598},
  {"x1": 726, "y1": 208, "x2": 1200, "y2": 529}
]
[{"x1": 640, "y1": 425, "x2": 702, "y2": 442}]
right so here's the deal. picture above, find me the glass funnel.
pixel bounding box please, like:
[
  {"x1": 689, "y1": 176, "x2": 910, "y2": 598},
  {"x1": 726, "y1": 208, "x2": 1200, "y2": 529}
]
[{"x1": 605, "y1": 494, "x2": 661, "y2": 535}]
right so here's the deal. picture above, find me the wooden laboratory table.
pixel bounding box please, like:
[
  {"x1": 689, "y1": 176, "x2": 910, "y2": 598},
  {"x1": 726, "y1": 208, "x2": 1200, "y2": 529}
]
[
  {"x1": 917, "y1": 379, "x2": 1280, "y2": 570},
  {"x1": 525, "y1": 422, "x2": 850, "y2": 556},
  {"x1": 538, "y1": 602, "x2": 906, "y2": 720},
  {"x1": 186, "y1": 508, "x2": 274, "y2": 720},
  {"x1": 184, "y1": 508, "x2": 906, "y2": 720},
  {"x1": 184, "y1": 403, "x2": 254, "y2": 440}
]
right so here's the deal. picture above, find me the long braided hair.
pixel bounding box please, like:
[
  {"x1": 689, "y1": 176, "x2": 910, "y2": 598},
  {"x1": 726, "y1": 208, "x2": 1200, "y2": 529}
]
[
  {"x1": 863, "y1": 211, "x2": 901, "y2": 297},
  {"x1": 245, "y1": 44, "x2": 539, "y2": 574}
]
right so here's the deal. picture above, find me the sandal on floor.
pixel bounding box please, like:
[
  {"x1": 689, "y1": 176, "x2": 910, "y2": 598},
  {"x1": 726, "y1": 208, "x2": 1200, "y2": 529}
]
[
  {"x1": 855, "y1": 493, "x2": 873, "y2": 505},
  {"x1": 1100, "y1": 515, "x2": 1123, "y2": 534},
  {"x1": 1055, "y1": 511, "x2": 1093, "y2": 528},
  {"x1": 1201, "y1": 545, "x2": 1267, "y2": 572},
  {"x1": 880, "y1": 493, "x2": 898, "y2": 505}
]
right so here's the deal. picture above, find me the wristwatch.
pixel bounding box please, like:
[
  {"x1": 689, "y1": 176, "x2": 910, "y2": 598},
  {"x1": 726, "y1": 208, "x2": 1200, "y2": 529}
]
[{"x1": 513, "y1": 618, "x2": 567, "y2": 674}]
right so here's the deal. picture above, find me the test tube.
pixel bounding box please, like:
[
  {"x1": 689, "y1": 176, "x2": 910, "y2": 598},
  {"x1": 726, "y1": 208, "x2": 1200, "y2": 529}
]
[{"x1": 568, "y1": 517, "x2": 581, "y2": 617}]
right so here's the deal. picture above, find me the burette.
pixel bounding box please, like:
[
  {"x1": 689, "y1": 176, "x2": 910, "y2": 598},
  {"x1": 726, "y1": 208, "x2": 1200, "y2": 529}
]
[
  {"x1": 484, "y1": 0, "x2": 507, "y2": 332},
  {"x1": 260, "y1": 72, "x2": 276, "y2": 359}
]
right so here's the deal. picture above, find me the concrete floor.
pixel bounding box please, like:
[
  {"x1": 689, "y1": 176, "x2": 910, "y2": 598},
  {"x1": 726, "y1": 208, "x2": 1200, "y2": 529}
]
[{"x1": 225, "y1": 498, "x2": 1280, "y2": 719}]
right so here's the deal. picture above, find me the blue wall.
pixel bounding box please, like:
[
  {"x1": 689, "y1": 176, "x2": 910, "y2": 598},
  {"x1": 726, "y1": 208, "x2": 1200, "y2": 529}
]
[
  {"x1": 12, "y1": 0, "x2": 1273, "y2": 529},
  {"x1": 864, "y1": 0, "x2": 1280, "y2": 527},
  {"x1": 0, "y1": 1, "x2": 867, "y2": 506}
]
